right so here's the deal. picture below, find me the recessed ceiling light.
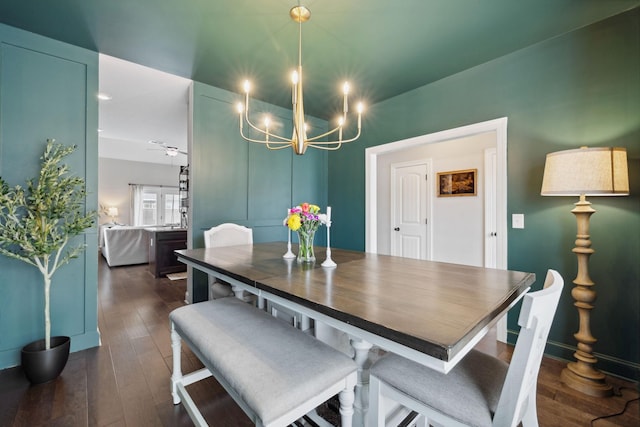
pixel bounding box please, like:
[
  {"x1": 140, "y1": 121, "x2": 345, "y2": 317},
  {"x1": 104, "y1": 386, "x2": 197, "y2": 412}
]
[{"x1": 98, "y1": 93, "x2": 112, "y2": 101}]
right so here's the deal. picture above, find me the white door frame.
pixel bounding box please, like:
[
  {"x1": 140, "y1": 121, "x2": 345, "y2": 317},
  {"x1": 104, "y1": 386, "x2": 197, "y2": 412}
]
[
  {"x1": 365, "y1": 117, "x2": 509, "y2": 338},
  {"x1": 484, "y1": 147, "x2": 498, "y2": 269}
]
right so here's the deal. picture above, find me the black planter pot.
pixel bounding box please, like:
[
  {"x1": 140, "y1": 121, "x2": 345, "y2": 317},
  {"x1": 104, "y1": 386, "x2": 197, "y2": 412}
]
[{"x1": 21, "y1": 336, "x2": 70, "y2": 384}]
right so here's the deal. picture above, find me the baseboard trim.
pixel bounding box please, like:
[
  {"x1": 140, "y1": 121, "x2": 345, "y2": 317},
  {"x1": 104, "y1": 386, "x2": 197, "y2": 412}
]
[{"x1": 508, "y1": 331, "x2": 639, "y2": 382}]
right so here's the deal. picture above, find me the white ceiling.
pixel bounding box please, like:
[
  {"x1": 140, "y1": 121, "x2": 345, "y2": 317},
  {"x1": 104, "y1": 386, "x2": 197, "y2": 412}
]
[{"x1": 98, "y1": 54, "x2": 191, "y2": 166}]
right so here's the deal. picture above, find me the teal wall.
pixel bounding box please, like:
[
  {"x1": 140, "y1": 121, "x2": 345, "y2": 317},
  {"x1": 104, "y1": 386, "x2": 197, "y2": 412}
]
[
  {"x1": 1, "y1": 8, "x2": 637, "y2": 381},
  {"x1": 329, "y1": 9, "x2": 640, "y2": 380},
  {"x1": 190, "y1": 82, "x2": 328, "y2": 301},
  {"x1": 0, "y1": 24, "x2": 100, "y2": 369}
]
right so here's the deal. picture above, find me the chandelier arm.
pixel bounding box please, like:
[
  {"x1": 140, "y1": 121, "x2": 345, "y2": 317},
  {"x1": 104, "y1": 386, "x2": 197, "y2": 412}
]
[
  {"x1": 305, "y1": 124, "x2": 343, "y2": 142},
  {"x1": 266, "y1": 143, "x2": 294, "y2": 150},
  {"x1": 240, "y1": 134, "x2": 291, "y2": 146},
  {"x1": 306, "y1": 142, "x2": 343, "y2": 151},
  {"x1": 264, "y1": 132, "x2": 295, "y2": 143},
  {"x1": 243, "y1": 112, "x2": 293, "y2": 143},
  {"x1": 241, "y1": 135, "x2": 292, "y2": 146},
  {"x1": 243, "y1": 110, "x2": 269, "y2": 135},
  {"x1": 239, "y1": 125, "x2": 291, "y2": 146},
  {"x1": 307, "y1": 126, "x2": 362, "y2": 145}
]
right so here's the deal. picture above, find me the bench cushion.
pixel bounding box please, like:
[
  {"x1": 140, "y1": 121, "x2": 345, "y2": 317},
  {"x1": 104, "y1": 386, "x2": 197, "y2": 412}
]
[{"x1": 170, "y1": 298, "x2": 357, "y2": 425}]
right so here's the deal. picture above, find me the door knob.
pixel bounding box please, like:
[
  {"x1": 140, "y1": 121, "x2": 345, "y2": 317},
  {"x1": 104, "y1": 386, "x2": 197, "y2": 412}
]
[{"x1": 394, "y1": 227, "x2": 400, "y2": 231}]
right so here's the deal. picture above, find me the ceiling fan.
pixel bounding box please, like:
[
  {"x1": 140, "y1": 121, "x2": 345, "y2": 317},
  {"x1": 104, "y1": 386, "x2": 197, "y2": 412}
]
[{"x1": 148, "y1": 140, "x2": 187, "y2": 157}]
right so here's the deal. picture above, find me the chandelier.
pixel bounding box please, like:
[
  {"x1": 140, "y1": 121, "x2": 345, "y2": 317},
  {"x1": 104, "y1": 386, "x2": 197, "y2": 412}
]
[{"x1": 236, "y1": 5, "x2": 364, "y2": 155}]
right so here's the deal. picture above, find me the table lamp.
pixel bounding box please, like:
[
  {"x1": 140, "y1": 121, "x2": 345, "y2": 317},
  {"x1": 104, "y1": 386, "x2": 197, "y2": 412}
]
[
  {"x1": 541, "y1": 146, "x2": 629, "y2": 397},
  {"x1": 107, "y1": 207, "x2": 119, "y2": 224}
]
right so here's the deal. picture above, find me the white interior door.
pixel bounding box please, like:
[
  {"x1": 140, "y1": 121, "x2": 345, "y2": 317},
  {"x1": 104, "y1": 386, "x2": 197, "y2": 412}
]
[{"x1": 390, "y1": 161, "x2": 430, "y2": 260}]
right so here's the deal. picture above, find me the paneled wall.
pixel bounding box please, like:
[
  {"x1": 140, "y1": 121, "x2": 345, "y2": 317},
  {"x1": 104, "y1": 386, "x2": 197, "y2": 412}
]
[
  {"x1": 0, "y1": 24, "x2": 99, "y2": 368},
  {"x1": 189, "y1": 82, "x2": 328, "y2": 301}
]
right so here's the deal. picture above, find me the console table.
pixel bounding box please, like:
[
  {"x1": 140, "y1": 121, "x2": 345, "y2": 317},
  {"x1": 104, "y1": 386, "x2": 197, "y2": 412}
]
[{"x1": 147, "y1": 228, "x2": 187, "y2": 278}]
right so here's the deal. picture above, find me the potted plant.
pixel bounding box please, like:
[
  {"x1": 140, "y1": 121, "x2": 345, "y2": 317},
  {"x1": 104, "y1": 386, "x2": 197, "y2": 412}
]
[{"x1": 0, "y1": 139, "x2": 95, "y2": 383}]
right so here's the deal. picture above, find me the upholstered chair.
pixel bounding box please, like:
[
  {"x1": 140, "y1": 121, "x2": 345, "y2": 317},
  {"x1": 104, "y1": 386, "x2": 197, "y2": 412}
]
[
  {"x1": 369, "y1": 269, "x2": 564, "y2": 427},
  {"x1": 203, "y1": 223, "x2": 253, "y2": 299}
]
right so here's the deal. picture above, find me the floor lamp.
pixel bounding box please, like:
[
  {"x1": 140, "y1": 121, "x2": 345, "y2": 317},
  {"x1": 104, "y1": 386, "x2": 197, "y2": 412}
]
[{"x1": 541, "y1": 146, "x2": 629, "y2": 397}]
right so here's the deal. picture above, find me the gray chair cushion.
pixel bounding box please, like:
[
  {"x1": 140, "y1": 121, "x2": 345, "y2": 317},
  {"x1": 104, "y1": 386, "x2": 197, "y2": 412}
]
[
  {"x1": 170, "y1": 298, "x2": 357, "y2": 425},
  {"x1": 371, "y1": 349, "x2": 508, "y2": 427}
]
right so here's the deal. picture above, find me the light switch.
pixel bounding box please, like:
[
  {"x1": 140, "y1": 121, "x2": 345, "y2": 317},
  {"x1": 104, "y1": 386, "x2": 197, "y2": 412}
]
[{"x1": 512, "y1": 214, "x2": 524, "y2": 229}]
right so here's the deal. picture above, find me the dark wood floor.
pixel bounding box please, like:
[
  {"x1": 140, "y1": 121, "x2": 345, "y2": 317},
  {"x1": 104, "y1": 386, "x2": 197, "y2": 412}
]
[{"x1": 0, "y1": 257, "x2": 638, "y2": 426}]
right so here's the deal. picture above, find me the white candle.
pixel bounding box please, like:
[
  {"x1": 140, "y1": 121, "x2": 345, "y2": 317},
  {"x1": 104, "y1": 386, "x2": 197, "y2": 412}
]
[{"x1": 326, "y1": 206, "x2": 331, "y2": 222}]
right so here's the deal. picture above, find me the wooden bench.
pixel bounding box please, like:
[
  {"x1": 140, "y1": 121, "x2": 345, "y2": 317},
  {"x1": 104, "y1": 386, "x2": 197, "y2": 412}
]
[{"x1": 170, "y1": 297, "x2": 358, "y2": 427}]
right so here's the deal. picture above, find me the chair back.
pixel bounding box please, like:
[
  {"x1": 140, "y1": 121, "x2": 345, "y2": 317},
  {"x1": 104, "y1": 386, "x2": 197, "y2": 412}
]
[
  {"x1": 204, "y1": 223, "x2": 253, "y2": 248},
  {"x1": 493, "y1": 269, "x2": 563, "y2": 427}
]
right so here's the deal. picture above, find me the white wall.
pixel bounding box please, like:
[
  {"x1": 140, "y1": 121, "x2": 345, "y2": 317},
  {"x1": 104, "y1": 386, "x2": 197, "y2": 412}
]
[
  {"x1": 98, "y1": 157, "x2": 182, "y2": 225},
  {"x1": 376, "y1": 132, "x2": 495, "y2": 266}
]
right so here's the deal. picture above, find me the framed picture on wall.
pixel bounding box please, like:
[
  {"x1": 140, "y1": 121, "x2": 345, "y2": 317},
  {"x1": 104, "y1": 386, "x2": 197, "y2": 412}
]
[{"x1": 437, "y1": 169, "x2": 477, "y2": 197}]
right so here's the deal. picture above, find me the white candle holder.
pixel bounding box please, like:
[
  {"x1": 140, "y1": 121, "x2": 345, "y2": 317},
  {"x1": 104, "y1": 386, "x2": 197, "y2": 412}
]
[
  {"x1": 283, "y1": 228, "x2": 296, "y2": 259},
  {"x1": 322, "y1": 206, "x2": 336, "y2": 268}
]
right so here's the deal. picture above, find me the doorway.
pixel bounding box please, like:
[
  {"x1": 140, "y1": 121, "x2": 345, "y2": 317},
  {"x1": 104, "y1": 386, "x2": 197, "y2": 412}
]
[
  {"x1": 97, "y1": 54, "x2": 190, "y2": 227},
  {"x1": 97, "y1": 55, "x2": 191, "y2": 299},
  {"x1": 365, "y1": 117, "x2": 509, "y2": 340}
]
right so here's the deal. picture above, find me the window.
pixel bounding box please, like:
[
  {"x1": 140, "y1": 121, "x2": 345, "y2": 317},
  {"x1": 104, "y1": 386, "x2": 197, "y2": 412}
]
[
  {"x1": 164, "y1": 193, "x2": 181, "y2": 225},
  {"x1": 131, "y1": 185, "x2": 180, "y2": 226}
]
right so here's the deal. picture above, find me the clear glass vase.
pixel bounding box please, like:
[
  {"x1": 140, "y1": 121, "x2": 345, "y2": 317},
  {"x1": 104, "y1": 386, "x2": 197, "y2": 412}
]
[{"x1": 297, "y1": 229, "x2": 316, "y2": 263}]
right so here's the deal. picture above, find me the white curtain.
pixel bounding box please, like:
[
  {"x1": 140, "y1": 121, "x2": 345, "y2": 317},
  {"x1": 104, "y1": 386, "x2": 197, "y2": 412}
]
[{"x1": 129, "y1": 184, "x2": 144, "y2": 226}]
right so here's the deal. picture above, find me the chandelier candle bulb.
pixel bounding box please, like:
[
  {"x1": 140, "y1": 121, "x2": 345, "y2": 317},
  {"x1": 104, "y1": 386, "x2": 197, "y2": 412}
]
[
  {"x1": 236, "y1": 103, "x2": 244, "y2": 129},
  {"x1": 343, "y1": 82, "x2": 349, "y2": 113},
  {"x1": 265, "y1": 118, "x2": 270, "y2": 142},
  {"x1": 243, "y1": 81, "x2": 250, "y2": 115}
]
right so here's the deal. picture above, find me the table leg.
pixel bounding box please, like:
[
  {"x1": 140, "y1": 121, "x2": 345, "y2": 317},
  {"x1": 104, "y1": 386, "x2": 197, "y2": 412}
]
[
  {"x1": 300, "y1": 314, "x2": 311, "y2": 332},
  {"x1": 350, "y1": 338, "x2": 373, "y2": 426},
  {"x1": 231, "y1": 284, "x2": 245, "y2": 300}
]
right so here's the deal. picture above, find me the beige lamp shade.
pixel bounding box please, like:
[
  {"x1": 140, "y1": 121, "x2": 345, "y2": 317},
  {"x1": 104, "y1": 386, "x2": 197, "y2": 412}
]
[
  {"x1": 541, "y1": 147, "x2": 629, "y2": 196},
  {"x1": 107, "y1": 207, "x2": 119, "y2": 218}
]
